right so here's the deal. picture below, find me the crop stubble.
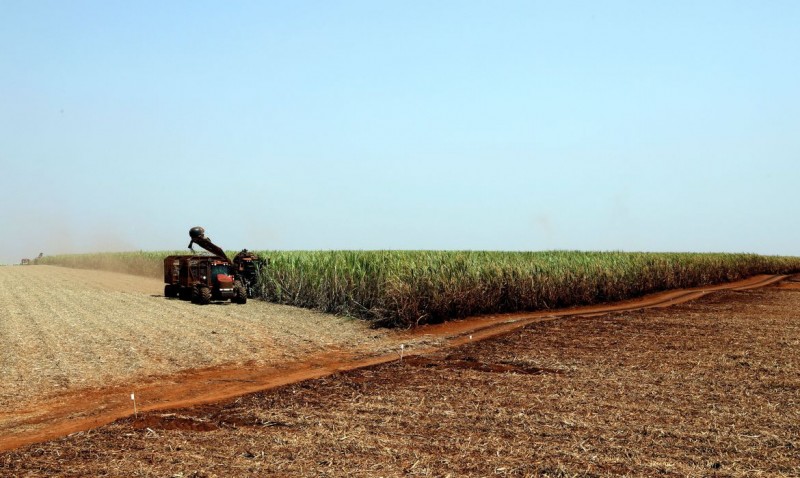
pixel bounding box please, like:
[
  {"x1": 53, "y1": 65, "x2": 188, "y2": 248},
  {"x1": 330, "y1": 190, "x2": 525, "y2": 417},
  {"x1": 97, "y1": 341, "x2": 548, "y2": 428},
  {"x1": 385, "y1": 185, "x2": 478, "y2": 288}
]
[
  {"x1": 1, "y1": 279, "x2": 798, "y2": 476},
  {"x1": 0, "y1": 266, "x2": 392, "y2": 424}
]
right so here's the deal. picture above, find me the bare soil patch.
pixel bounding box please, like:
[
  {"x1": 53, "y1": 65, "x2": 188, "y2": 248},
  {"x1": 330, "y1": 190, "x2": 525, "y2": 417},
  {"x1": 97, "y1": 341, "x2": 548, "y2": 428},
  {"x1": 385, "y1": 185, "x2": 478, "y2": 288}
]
[{"x1": 2, "y1": 282, "x2": 798, "y2": 476}]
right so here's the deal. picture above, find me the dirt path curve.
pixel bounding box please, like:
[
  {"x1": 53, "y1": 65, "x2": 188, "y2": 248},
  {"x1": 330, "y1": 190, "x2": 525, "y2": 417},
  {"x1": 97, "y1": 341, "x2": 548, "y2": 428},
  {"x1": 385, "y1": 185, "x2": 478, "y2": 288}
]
[{"x1": 0, "y1": 273, "x2": 789, "y2": 452}]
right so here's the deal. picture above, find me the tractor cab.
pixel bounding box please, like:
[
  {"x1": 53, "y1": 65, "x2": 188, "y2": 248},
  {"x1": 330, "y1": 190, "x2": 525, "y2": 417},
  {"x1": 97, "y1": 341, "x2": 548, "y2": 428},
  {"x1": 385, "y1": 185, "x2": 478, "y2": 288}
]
[{"x1": 208, "y1": 260, "x2": 235, "y2": 292}]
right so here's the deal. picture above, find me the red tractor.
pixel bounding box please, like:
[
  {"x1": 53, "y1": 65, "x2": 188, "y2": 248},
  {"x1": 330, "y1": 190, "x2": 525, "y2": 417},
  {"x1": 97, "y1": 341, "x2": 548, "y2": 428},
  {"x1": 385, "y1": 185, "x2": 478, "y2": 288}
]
[{"x1": 164, "y1": 255, "x2": 247, "y2": 305}]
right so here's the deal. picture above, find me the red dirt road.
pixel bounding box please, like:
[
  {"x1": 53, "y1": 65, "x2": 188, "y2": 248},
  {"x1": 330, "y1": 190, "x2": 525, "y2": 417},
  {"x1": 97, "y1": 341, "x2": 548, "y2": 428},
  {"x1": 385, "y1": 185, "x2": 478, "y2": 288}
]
[{"x1": 0, "y1": 274, "x2": 790, "y2": 452}]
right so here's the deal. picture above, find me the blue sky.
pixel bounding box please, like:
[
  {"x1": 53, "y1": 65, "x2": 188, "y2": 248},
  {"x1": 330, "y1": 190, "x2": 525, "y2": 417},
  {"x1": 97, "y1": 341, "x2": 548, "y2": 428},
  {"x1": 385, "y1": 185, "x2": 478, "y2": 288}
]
[{"x1": 2, "y1": 1, "x2": 799, "y2": 263}]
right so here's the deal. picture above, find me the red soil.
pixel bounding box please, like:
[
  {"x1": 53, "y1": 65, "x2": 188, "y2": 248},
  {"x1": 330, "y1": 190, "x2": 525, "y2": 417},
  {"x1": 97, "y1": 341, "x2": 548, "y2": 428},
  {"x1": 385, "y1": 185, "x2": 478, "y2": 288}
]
[{"x1": 0, "y1": 274, "x2": 789, "y2": 452}]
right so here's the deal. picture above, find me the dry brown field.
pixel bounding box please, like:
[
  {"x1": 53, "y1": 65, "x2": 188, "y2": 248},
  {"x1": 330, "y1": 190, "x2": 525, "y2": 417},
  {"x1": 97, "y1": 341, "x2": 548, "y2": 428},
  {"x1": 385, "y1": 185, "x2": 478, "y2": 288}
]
[
  {"x1": 1, "y1": 267, "x2": 798, "y2": 476},
  {"x1": 0, "y1": 266, "x2": 401, "y2": 441}
]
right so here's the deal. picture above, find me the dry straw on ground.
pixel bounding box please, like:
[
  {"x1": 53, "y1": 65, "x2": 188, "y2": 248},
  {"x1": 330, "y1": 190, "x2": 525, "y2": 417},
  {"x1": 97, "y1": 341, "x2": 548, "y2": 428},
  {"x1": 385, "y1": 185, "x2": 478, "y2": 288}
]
[
  {"x1": 3, "y1": 286, "x2": 798, "y2": 477},
  {"x1": 0, "y1": 266, "x2": 394, "y2": 419}
]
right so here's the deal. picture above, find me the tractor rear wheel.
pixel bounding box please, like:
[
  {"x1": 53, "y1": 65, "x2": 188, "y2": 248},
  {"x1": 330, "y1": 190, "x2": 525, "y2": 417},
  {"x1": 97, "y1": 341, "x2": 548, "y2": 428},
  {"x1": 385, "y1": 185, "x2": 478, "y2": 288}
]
[
  {"x1": 191, "y1": 285, "x2": 211, "y2": 305},
  {"x1": 164, "y1": 284, "x2": 178, "y2": 298},
  {"x1": 197, "y1": 286, "x2": 212, "y2": 305}
]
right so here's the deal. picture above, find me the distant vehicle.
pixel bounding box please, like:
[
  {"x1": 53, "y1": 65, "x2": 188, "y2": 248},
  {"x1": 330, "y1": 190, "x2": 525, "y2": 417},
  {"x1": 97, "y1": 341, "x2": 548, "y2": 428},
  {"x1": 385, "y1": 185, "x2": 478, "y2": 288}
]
[
  {"x1": 164, "y1": 255, "x2": 247, "y2": 305},
  {"x1": 20, "y1": 253, "x2": 43, "y2": 266}
]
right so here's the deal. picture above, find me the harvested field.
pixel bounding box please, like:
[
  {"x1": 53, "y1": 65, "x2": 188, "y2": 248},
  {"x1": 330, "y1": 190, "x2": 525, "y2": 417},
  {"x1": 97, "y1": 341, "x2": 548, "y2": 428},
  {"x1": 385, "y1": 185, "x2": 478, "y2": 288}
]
[
  {"x1": 0, "y1": 266, "x2": 396, "y2": 433},
  {"x1": 1, "y1": 275, "x2": 798, "y2": 476}
]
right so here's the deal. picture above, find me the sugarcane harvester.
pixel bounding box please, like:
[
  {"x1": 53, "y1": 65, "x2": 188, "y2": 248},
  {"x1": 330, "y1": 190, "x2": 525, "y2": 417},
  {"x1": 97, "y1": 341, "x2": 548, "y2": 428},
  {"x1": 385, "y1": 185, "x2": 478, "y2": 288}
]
[
  {"x1": 163, "y1": 227, "x2": 262, "y2": 304},
  {"x1": 232, "y1": 249, "x2": 265, "y2": 298},
  {"x1": 189, "y1": 227, "x2": 265, "y2": 298}
]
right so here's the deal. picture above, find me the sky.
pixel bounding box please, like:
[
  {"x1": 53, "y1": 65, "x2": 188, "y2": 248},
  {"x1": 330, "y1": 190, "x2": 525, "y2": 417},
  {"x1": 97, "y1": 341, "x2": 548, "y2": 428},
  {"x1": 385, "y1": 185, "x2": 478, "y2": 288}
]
[{"x1": 1, "y1": 1, "x2": 799, "y2": 264}]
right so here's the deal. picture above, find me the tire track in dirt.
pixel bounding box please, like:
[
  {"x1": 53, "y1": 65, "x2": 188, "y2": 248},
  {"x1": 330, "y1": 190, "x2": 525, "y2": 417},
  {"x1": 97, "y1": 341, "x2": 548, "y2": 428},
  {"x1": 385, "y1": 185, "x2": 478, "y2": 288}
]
[{"x1": 0, "y1": 271, "x2": 791, "y2": 452}]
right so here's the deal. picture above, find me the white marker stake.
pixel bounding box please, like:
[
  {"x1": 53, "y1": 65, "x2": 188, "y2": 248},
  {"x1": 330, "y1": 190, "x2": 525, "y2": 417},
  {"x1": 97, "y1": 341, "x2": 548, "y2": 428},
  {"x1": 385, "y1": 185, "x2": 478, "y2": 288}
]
[
  {"x1": 131, "y1": 393, "x2": 137, "y2": 418},
  {"x1": 400, "y1": 344, "x2": 405, "y2": 361}
]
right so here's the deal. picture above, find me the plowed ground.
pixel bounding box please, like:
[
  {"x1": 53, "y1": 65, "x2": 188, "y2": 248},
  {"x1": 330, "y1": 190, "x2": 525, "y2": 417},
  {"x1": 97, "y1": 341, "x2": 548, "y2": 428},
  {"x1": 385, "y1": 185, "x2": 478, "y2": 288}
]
[{"x1": 1, "y1": 269, "x2": 798, "y2": 477}]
